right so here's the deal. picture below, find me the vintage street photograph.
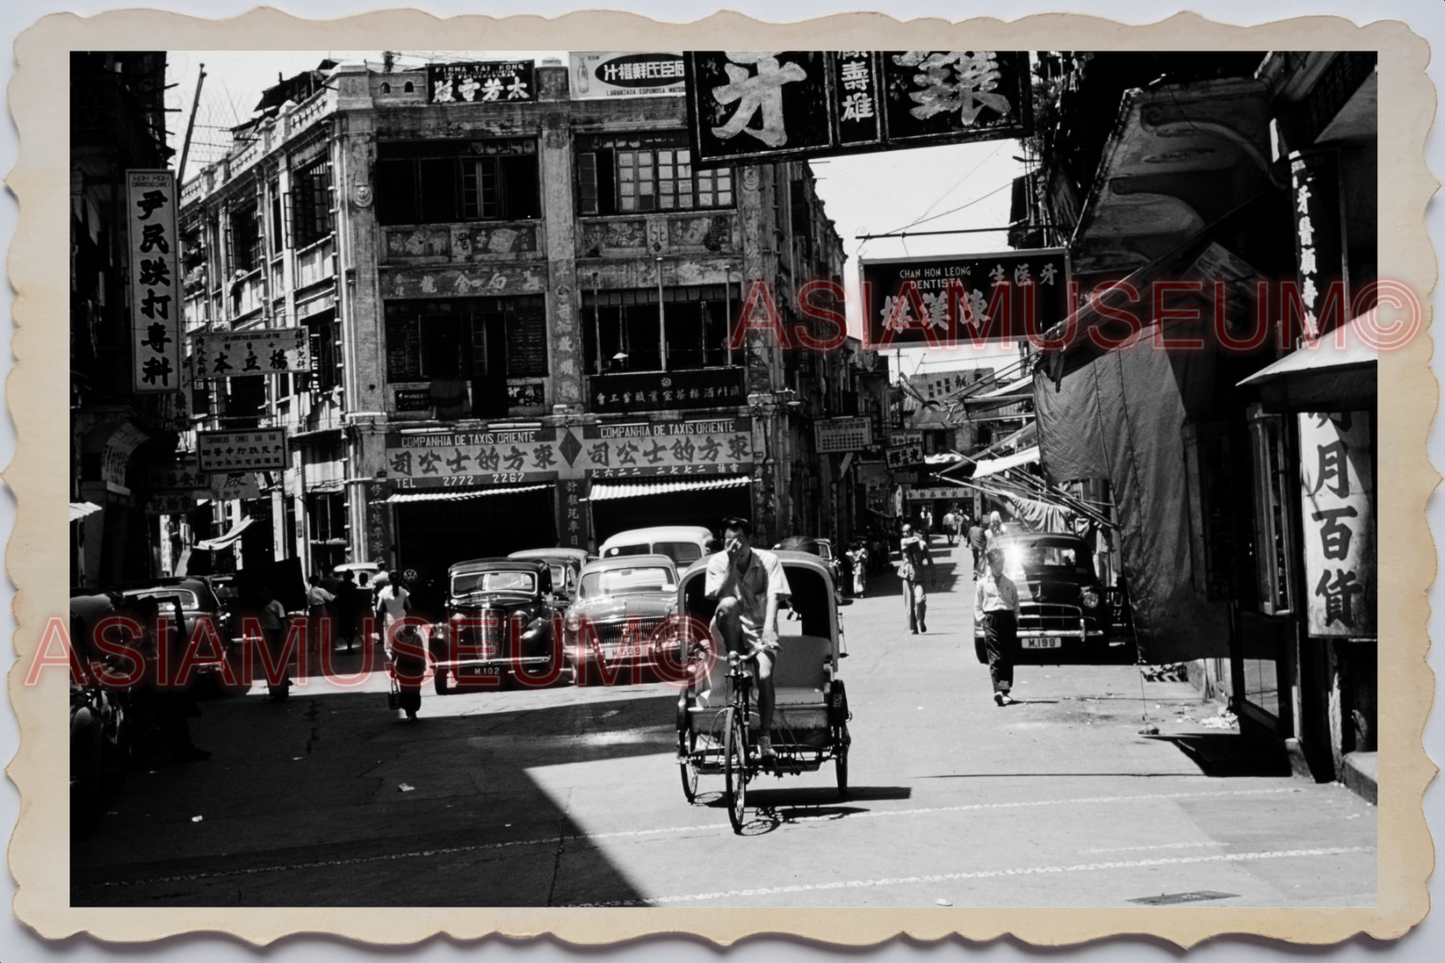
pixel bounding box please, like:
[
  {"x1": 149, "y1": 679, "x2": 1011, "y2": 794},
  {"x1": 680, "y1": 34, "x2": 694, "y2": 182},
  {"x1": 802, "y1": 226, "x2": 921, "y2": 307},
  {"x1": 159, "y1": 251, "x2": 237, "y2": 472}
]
[{"x1": 64, "y1": 41, "x2": 1386, "y2": 913}]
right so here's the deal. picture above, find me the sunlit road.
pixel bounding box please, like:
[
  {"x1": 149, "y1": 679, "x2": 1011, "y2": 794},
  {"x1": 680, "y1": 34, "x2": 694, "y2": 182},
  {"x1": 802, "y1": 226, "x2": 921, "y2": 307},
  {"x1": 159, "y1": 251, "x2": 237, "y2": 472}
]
[{"x1": 72, "y1": 540, "x2": 1375, "y2": 908}]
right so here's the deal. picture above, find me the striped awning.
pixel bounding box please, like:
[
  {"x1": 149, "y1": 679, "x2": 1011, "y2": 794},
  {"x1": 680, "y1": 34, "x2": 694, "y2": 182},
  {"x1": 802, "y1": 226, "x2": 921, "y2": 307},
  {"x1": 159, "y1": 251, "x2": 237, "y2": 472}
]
[
  {"x1": 385, "y1": 483, "x2": 551, "y2": 505},
  {"x1": 589, "y1": 476, "x2": 752, "y2": 502},
  {"x1": 69, "y1": 501, "x2": 102, "y2": 523}
]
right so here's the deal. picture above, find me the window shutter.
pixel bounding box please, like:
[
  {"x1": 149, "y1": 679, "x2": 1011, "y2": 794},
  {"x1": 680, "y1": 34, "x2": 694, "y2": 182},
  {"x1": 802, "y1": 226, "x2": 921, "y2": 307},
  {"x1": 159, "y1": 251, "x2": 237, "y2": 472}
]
[
  {"x1": 577, "y1": 152, "x2": 598, "y2": 215},
  {"x1": 375, "y1": 157, "x2": 418, "y2": 225},
  {"x1": 500, "y1": 154, "x2": 539, "y2": 220},
  {"x1": 595, "y1": 148, "x2": 616, "y2": 216}
]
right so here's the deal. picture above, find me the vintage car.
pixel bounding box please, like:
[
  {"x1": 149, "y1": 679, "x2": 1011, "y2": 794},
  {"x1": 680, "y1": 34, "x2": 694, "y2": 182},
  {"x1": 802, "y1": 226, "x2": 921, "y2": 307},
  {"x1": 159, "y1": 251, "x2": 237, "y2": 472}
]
[
  {"x1": 973, "y1": 532, "x2": 1133, "y2": 664},
  {"x1": 70, "y1": 593, "x2": 136, "y2": 833},
  {"x1": 564, "y1": 554, "x2": 680, "y2": 685},
  {"x1": 113, "y1": 577, "x2": 248, "y2": 693},
  {"x1": 598, "y1": 526, "x2": 713, "y2": 567},
  {"x1": 429, "y1": 558, "x2": 567, "y2": 693},
  {"x1": 508, "y1": 548, "x2": 590, "y2": 605}
]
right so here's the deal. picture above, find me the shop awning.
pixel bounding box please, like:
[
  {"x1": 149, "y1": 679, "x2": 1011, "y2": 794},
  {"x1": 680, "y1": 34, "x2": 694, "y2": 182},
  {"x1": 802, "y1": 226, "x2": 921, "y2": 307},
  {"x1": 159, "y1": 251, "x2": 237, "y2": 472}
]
[
  {"x1": 195, "y1": 516, "x2": 255, "y2": 551},
  {"x1": 971, "y1": 446, "x2": 1041, "y2": 478},
  {"x1": 1236, "y1": 309, "x2": 1378, "y2": 411},
  {"x1": 69, "y1": 501, "x2": 102, "y2": 523},
  {"x1": 963, "y1": 376, "x2": 1034, "y2": 406},
  {"x1": 385, "y1": 483, "x2": 550, "y2": 505},
  {"x1": 588, "y1": 476, "x2": 752, "y2": 502}
]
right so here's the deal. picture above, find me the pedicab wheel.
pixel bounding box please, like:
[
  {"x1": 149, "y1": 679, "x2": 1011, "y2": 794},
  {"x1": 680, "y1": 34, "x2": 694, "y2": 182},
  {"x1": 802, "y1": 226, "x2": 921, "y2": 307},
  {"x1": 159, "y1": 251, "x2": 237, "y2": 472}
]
[
  {"x1": 723, "y1": 707, "x2": 748, "y2": 834},
  {"x1": 677, "y1": 699, "x2": 699, "y2": 803},
  {"x1": 835, "y1": 725, "x2": 850, "y2": 800}
]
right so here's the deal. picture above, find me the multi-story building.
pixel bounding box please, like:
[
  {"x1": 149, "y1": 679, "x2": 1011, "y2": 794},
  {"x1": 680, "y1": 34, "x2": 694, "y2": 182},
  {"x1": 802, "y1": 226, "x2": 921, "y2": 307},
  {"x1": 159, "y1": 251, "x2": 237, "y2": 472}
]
[{"x1": 177, "y1": 57, "x2": 849, "y2": 595}]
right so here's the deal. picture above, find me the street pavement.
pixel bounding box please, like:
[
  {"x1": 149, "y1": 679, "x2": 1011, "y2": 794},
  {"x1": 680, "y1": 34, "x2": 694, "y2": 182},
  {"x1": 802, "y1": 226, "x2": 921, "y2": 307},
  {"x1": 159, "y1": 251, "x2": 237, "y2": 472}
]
[{"x1": 71, "y1": 539, "x2": 1376, "y2": 908}]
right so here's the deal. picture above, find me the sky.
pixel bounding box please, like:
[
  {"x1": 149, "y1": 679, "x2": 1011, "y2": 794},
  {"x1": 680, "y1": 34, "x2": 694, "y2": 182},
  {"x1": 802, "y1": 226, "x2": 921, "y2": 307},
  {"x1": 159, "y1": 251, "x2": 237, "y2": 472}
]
[{"x1": 163, "y1": 50, "x2": 1025, "y2": 378}]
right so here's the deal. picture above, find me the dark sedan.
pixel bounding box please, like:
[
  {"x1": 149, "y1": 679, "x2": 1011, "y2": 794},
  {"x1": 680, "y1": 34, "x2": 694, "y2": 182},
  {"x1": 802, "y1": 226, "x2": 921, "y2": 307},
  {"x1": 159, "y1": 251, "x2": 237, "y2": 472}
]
[
  {"x1": 974, "y1": 533, "x2": 1134, "y2": 664},
  {"x1": 429, "y1": 558, "x2": 567, "y2": 692}
]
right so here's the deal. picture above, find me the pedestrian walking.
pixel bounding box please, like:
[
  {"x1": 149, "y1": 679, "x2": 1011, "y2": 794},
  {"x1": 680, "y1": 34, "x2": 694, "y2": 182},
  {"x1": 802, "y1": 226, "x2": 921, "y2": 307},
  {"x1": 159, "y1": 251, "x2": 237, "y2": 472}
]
[
  {"x1": 847, "y1": 541, "x2": 868, "y2": 597},
  {"x1": 374, "y1": 571, "x2": 422, "y2": 720},
  {"x1": 898, "y1": 523, "x2": 929, "y2": 633},
  {"x1": 968, "y1": 519, "x2": 987, "y2": 575},
  {"x1": 942, "y1": 509, "x2": 957, "y2": 545},
  {"x1": 258, "y1": 585, "x2": 291, "y2": 702},
  {"x1": 335, "y1": 570, "x2": 361, "y2": 652},
  {"x1": 975, "y1": 547, "x2": 1021, "y2": 706}
]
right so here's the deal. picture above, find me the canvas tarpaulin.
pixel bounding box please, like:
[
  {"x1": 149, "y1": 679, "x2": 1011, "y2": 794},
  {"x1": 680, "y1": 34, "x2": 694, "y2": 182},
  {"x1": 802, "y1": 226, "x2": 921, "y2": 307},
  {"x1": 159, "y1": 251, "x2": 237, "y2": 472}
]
[{"x1": 1032, "y1": 317, "x2": 1231, "y2": 662}]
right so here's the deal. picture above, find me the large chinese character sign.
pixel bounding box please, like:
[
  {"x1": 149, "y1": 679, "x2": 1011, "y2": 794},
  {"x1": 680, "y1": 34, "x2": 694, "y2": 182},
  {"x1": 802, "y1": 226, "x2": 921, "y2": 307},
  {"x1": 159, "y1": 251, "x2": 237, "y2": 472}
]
[
  {"x1": 1298, "y1": 411, "x2": 1375, "y2": 638},
  {"x1": 861, "y1": 250, "x2": 1070, "y2": 347},
  {"x1": 127, "y1": 170, "x2": 182, "y2": 393},
  {"x1": 197, "y1": 429, "x2": 288, "y2": 473},
  {"x1": 193, "y1": 328, "x2": 312, "y2": 380},
  {"x1": 878, "y1": 51, "x2": 1032, "y2": 146},
  {"x1": 686, "y1": 51, "x2": 834, "y2": 163},
  {"x1": 684, "y1": 51, "x2": 1032, "y2": 164}
]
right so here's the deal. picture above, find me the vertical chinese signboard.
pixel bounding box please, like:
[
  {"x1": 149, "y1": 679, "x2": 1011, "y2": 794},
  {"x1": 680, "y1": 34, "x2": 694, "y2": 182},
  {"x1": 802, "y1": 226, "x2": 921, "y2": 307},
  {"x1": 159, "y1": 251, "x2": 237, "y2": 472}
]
[
  {"x1": 1289, "y1": 150, "x2": 1349, "y2": 339},
  {"x1": 1298, "y1": 411, "x2": 1375, "y2": 638},
  {"x1": 684, "y1": 51, "x2": 1031, "y2": 165},
  {"x1": 557, "y1": 478, "x2": 590, "y2": 549},
  {"x1": 127, "y1": 170, "x2": 182, "y2": 393},
  {"x1": 861, "y1": 250, "x2": 1070, "y2": 347}
]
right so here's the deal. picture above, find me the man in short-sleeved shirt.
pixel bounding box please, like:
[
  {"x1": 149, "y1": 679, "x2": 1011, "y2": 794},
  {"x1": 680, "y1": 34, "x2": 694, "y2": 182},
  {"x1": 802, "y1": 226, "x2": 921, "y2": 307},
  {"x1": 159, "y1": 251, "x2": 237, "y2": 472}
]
[{"x1": 706, "y1": 516, "x2": 790, "y2": 759}]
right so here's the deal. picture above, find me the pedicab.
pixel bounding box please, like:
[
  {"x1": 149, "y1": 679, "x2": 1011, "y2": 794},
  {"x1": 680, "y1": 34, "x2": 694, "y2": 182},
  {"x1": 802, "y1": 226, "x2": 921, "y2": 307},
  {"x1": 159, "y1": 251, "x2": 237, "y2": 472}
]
[{"x1": 671, "y1": 551, "x2": 852, "y2": 833}]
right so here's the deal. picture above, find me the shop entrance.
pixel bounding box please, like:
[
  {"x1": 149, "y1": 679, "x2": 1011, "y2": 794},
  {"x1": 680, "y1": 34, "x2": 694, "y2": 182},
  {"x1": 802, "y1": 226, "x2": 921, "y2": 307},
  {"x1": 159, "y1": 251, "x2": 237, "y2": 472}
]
[
  {"x1": 590, "y1": 481, "x2": 751, "y2": 547},
  {"x1": 394, "y1": 486, "x2": 557, "y2": 615}
]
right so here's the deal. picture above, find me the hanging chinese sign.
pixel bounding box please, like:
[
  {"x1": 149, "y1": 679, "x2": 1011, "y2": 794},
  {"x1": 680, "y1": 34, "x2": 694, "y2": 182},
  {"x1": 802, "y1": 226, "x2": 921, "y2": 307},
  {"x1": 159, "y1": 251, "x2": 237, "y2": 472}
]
[
  {"x1": 197, "y1": 429, "x2": 288, "y2": 473},
  {"x1": 581, "y1": 418, "x2": 754, "y2": 480},
  {"x1": 876, "y1": 50, "x2": 1032, "y2": 147},
  {"x1": 1298, "y1": 411, "x2": 1375, "y2": 638},
  {"x1": 1289, "y1": 149, "x2": 1349, "y2": 339},
  {"x1": 861, "y1": 250, "x2": 1070, "y2": 347},
  {"x1": 193, "y1": 328, "x2": 312, "y2": 380},
  {"x1": 557, "y1": 478, "x2": 590, "y2": 549},
  {"x1": 126, "y1": 170, "x2": 182, "y2": 393},
  {"x1": 886, "y1": 443, "x2": 924, "y2": 468},
  {"x1": 569, "y1": 52, "x2": 686, "y2": 99},
  {"x1": 815, "y1": 416, "x2": 873, "y2": 454},
  {"x1": 684, "y1": 51, "x2": 1031, "y2": 165},
  {"x1": 427, "y1": 61, "x2": 534, "y2": 104},
  {"x1": 590, "y1": 367, "x2": 746, "y2": 414}
]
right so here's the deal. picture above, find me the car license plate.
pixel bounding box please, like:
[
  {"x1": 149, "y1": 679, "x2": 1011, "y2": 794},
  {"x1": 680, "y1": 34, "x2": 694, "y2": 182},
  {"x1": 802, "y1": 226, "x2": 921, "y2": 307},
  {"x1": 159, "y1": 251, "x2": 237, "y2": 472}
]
[
  {"x1": 1022, "y1": 639, "x2": 1062, "y2": 649},
  {"x1": 457, "y1": 665, "x2": 500, "y2": 677}
]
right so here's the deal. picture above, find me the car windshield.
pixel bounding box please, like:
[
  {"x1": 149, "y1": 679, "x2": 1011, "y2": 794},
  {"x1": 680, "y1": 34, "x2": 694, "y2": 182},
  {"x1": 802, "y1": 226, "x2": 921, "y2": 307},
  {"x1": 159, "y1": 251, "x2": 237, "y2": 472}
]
[
  {"x1": 579, "y1": 566, "x2": 673, "y2": 599},
  {"x1": 816, "y1": 543, "x2": 834, "y2": 560},
  {"x1": 1003, "y1": 541, "x2": 1095, "y2": 579},
  {"x1": 122, "y1": 588, "x2": 201, "y2": 610},
  {"x1": 451, "y1": 571, "x2": 536, "y2": 596}
]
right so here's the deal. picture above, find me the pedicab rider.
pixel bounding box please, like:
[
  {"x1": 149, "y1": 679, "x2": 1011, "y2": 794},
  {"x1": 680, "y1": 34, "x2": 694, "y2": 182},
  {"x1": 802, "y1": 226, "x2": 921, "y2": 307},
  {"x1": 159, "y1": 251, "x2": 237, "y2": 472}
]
[
  {"x1": 976, "y1": 546, "x2": 1021, "y2": 706},
  {"x1": 706, "y1": 516, "x2": 791, "y2": 761}
]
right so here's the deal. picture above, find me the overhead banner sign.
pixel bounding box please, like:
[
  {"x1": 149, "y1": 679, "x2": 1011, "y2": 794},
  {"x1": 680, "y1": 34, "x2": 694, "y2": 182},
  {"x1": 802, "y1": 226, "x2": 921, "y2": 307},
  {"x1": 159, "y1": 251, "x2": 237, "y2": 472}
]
[
  {"x1": 861, "y1": 250, "x2": 1071, "y2": 348},
  {"x1": 428, "y1": 60, "x2": 534, "y2": 104},
  {"x1": 193, "y1": 328, "x2": 312, "y2": 380},
  {"x1": 815, "y1": 416, "x2": 873, "y2": 454},
  {"x1": 1298, "y1": 411, "x2": 1375, "y2": 639},
  {"x1": 684, "y1": 51, "x2": 1032, "y2": 165},
  {"x1": 570, "y1": 51, "x2": 686, "y2": 99},
  {"x1": 198, "y1": 429, "x2": 288, "y2": 473},
  {"x1": 906, "y1": 487, "x2": 967, "y2": 500},
  {"x1": 1289, "y1": 149, "x2": 1348, "y2": 338},
  {"x1": 886, "y1": 443, "x2": 924, "y2": 469},
  {"x1": 127, "y1": 170, "x2": 182, "y2": 393}
]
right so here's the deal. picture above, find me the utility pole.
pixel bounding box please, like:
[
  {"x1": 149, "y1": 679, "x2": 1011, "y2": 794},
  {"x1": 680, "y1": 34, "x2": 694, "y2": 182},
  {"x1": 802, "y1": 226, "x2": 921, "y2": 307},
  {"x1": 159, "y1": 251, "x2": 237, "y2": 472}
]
[{"x1": 177, "y1": 64, "x2": 206, "y2": 185}]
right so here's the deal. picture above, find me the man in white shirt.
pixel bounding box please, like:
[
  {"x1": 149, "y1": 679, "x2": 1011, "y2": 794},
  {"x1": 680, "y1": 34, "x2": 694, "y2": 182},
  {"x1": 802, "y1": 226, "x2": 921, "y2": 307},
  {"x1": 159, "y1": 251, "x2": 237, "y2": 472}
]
[
  {"x1": 706, "y1": 516, "x2": 790, "y2": 760},
  {"x1": 975, "y1": 546, "x2": 1021, "y2": 706}
]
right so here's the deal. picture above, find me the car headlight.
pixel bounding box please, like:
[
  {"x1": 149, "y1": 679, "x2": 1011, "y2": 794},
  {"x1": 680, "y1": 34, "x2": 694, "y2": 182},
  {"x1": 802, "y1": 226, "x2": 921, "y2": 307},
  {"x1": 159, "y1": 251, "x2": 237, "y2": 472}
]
[{"x1": 1080, "y1": 587, "x2": 1101, "y2": 608}]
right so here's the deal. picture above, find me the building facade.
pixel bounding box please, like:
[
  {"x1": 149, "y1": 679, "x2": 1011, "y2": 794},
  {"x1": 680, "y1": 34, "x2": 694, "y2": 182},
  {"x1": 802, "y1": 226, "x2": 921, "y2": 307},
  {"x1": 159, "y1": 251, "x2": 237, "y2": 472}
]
[{"x1": 175, "y1": 58, "x2": 851, "y2": 600}]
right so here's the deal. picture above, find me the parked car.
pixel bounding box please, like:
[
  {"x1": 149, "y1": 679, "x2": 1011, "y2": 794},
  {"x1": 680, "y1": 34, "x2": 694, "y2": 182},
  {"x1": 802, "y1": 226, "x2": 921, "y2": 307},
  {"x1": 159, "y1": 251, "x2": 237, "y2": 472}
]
[
  {"x1": 429, "y1": 558, "x2": 567, "y2": 693},
  {"x1": 113, "y1": 577, "x2": 248, "y2": 693},
  {"x1": 564, "y1": 554, "x2": 680, "y2": 685},
  {"x1": 508, "y1": 548, "x2": 590, "y2": 605},
  {"x1": 973, "y1": 532, "x2": 1134, "y2": 664},
  {"x1": 598, "y1": 526, "x2": 713, "y2": 567},
  {"x1": 70, "y1": 593, "x2": 135, "y2": 833}
]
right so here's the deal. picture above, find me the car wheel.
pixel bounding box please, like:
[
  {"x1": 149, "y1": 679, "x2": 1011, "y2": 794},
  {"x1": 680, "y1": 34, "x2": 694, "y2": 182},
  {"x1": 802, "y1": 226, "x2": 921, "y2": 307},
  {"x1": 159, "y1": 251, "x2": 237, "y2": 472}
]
[{"x1": 433, "y1": 667, "x2": 450, "y2": 695}]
